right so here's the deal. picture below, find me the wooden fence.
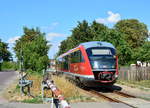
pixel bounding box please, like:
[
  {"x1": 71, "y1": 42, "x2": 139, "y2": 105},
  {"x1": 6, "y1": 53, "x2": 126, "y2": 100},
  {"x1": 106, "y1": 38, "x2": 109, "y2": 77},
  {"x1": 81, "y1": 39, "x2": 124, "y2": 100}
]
[{"x1": 119, "y1": 67, "x2": 150, "y2": 81}]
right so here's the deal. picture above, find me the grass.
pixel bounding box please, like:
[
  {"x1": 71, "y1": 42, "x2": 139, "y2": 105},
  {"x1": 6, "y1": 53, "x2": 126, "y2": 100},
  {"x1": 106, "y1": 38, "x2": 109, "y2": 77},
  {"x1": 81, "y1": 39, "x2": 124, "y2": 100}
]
[
  {"x1": 45, "y1": 75, "x2": 98, "y2": 103},
  {"x1": 52, "y1": 76, "x2": 81, "y2": 98},
  {"x1": 22, "y1": 96, "x2": 43, "y2": 103},
  {"x1": 117, "y1": 80, "x2": 150, "y2": 91}
]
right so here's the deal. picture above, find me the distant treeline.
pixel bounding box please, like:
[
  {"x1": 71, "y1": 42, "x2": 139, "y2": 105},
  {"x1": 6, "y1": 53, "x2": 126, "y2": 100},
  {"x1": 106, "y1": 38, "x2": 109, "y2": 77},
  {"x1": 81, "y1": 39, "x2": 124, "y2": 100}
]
[{"x1": 57, "y1": 19, "x2": 150, "y2": 65}]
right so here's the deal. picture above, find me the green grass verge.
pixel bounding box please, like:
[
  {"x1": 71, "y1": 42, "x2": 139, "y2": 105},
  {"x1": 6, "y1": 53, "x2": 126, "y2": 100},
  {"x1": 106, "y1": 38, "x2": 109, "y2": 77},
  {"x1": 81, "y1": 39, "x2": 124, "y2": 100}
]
[
  {"x1": 22, "y1": 96, "x2": 43, "y2": 103},
  {"x1": 117, "y1": 80, "x2": 150, "y2": 91}
]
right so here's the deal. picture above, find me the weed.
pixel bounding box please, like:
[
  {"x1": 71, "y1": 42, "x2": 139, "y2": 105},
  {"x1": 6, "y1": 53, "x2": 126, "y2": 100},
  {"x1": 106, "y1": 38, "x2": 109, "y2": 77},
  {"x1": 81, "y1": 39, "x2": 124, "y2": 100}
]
[{"x1": 22, "y1": 96, "x2": 43, "y2": 103}]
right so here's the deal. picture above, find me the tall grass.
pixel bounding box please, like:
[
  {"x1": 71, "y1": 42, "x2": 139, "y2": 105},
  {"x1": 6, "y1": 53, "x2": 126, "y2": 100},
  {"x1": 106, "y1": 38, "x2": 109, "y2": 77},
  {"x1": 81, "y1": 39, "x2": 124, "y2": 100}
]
[{"x1": 52, "y1": 76, "x2": 81, "y2": 98}]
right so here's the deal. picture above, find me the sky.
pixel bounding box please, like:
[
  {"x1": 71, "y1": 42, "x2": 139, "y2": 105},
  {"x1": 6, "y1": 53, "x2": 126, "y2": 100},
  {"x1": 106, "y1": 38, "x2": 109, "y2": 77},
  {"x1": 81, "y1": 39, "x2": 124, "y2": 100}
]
[{"x1": 0, "y1": 0, "x2": 150, "y2": 60}]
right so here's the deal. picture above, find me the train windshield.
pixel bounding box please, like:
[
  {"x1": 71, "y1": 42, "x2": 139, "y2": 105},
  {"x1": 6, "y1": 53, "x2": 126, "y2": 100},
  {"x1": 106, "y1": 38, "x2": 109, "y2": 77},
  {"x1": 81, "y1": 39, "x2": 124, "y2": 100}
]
[{"x1": 86, "y1": 47, "x2": 116, "y2": 69}]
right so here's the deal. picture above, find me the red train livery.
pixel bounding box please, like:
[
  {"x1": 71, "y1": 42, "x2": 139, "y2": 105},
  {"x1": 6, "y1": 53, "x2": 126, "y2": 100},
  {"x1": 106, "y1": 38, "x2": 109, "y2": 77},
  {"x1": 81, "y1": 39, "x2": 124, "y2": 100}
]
[{"x1": 56, "y1": 41, "x2": 118, "y2": 87}]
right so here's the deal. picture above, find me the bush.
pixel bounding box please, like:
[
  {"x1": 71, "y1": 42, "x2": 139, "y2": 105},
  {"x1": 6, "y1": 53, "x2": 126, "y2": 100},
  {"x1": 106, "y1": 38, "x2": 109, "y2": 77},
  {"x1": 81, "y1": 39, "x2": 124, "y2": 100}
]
[{"x1": 1, "y1": 61, "x2": 17, "y2": 70}]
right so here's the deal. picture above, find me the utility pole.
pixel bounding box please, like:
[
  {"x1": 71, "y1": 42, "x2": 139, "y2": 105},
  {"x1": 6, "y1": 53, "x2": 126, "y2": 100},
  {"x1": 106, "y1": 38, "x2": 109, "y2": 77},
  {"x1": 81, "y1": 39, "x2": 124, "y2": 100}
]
[{"x1": 20, "y1": 46, "x2": 24, "y2": 95}]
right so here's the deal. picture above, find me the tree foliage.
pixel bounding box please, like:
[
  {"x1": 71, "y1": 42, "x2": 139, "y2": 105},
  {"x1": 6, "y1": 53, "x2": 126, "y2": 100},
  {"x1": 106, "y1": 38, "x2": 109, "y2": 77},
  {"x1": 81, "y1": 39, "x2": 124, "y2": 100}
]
[
  {"x1": 14, "y1": 27, "x2": 50, "y2": 73},
  {"x1": 58, "y1": 19, "x2": 149, "y2": 65},
  {"x1": 115, "y1": 19, "x2": 148, "y2": 48},
  {"x1": 0, "y1": 39, "x2": 12, "y2": 61},
  {"x1": 134, "y1": 41, "x2": 150, "y2": 62},
  {"x1": 58, "y1": 20, "x2": 109, "y2": 55}
]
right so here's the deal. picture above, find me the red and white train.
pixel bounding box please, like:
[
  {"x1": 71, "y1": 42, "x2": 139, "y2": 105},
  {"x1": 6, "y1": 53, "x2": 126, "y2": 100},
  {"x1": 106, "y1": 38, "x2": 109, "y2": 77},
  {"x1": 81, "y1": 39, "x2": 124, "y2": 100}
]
[{"x1": 56, "y1": 41, "x2": 118, "y2": 87}]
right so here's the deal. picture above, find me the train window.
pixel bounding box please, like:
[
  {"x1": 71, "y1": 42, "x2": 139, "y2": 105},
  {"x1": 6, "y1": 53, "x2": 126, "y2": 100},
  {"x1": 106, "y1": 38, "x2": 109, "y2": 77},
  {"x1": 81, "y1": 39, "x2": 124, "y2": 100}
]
[
  {"x1": 70, "y1": 50, "x2": 84, "y2": 63},
  {"x1": 86, "y1": 47, "x2": 115, "y2": 56},
  {"x1": 91, "y1": 49, "x2": 112, "y2": 55},
  {"x1": 64, "y1": 56, "x2": 69, "y2": 70},
  {"x1": 57, "y1": 57, "x2": 69, "y2": 70}
]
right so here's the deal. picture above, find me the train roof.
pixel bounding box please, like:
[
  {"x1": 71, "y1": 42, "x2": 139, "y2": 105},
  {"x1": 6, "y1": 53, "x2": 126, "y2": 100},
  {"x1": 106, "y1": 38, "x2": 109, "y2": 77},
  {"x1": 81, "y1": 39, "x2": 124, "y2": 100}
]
[
  {"x1": 80, "y1": 41, "x2": 115, "y2": 49},
  {"x1": 57, "y1": 41, "x2": 115, "y2": 59}
]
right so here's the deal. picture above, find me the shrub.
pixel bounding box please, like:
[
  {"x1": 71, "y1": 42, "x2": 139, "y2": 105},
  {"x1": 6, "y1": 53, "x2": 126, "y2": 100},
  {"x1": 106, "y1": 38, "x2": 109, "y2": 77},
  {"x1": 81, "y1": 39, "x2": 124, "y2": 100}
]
[{"x1": 1, "y1": 61, "x2": 17, "y2": 70}]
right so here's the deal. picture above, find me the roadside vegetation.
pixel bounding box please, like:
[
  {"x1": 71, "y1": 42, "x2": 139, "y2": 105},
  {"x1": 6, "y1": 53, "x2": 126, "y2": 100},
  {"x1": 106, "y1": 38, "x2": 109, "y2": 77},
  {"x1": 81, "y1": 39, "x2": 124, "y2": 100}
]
[
  {"x1": 4, "y1": 73, "x2": 98, "y2": 103},
  {"x1": 0, "y1": 39, "x2": 13, "y2": 71},
  {"x1": 1, "y1": 61, "x2": 17, "y2": 71}
]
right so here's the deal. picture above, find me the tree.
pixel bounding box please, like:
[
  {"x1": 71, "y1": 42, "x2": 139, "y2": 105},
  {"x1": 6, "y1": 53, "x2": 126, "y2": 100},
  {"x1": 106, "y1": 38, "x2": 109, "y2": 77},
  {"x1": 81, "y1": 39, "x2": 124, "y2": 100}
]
[
  {"x1": 115, "y1": 19, "x2": 148, "y2": 48},
  {"x1": 58, "y1": 20, "x2": 93, "y2": 55},
  {"x1": 90, "y1": 21, "x2": 109, "y2": 41},
  {"x1": 134, "y1": 41, "x2": 150, "y2": 62},
  {"x1": 58, "y1": 40, "x2": 68, "y2": 55},
  {"x1": 14, "y1": 27, "x2": 50, "y2": 73},
  {"x1": 0, "y1": 39, "x2": 12, "y2": 61},
  {"x1": 71, "y1": 20, "x2": 93, "y2": 45}
]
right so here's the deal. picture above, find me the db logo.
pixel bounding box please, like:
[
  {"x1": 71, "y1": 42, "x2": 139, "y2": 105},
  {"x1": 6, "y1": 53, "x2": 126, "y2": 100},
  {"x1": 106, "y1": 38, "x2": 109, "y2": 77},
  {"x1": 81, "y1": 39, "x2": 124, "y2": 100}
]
[{"x1": 74, "y1": 65, "x2": 79, "y2": 72}]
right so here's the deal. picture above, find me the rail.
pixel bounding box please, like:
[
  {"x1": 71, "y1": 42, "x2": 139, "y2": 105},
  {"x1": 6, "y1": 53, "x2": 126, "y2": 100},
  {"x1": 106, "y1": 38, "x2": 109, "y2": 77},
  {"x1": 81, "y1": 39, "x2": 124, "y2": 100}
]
[
  {"x1": 88, "y1": 90, "x2": 137, "y2": 108},
  {"x1": 113, "y1": 90, "x2": 136, "y2": 98}
]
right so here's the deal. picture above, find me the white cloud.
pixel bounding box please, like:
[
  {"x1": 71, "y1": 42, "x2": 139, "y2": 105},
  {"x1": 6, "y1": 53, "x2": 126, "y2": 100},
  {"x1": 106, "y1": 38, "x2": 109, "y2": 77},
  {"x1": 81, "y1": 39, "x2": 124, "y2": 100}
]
[
  {"x1": 96, "y1": 18, "x2": 107, "y2": 24},
  {"x1": 46, "y1": 32, "x2": 66, "y2": 41},
  {"x1": 52, "y1": 22, "x2": 59, "y2": 26},
  {"x1": 8, "y1": 36, "x2": 20, "y2": 44},
  {"x1": 96, "y1": 11, "x2": 121, "y2": 24},
  {"x1": 41, "y1": 22, "x2": 59, "y2": 32},
  {"x1": 107, "y1": 11, "x2": 121, "y2": 23}
]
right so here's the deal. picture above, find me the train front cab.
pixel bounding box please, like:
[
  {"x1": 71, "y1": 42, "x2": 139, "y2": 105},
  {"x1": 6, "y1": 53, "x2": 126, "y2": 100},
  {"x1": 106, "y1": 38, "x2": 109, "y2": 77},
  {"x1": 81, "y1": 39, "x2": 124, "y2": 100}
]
[{"x1": 80, "y1": 44, "x2": 118, "y2": 87}]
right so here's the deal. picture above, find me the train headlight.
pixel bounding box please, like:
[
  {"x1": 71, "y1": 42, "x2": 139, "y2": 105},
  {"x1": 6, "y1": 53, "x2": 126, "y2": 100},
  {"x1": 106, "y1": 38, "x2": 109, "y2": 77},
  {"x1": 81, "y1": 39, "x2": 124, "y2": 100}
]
[
  {"x1": 115, "y1": 74, "x2": 118, "y2": 78},
  {"x1": 93, "y1": 61, "x2": 99, "y2": 69}
]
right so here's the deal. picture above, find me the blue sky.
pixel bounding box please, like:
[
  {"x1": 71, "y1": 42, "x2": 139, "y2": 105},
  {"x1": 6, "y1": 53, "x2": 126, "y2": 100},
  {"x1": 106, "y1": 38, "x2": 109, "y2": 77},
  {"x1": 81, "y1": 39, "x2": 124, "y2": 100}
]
[{"x1": 0, "y1": 0, "x2": 150, "y2": 59}]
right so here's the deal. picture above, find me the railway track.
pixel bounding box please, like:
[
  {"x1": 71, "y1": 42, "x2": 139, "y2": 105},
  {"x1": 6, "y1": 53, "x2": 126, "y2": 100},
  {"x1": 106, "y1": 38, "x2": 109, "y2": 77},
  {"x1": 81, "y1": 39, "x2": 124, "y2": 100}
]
[
  {"x1": 87, "y1": 89, "x2": 137, "y2": 108},
  {"x1": 113, "y1": 90, "x2": 136, "y2": 98}
]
